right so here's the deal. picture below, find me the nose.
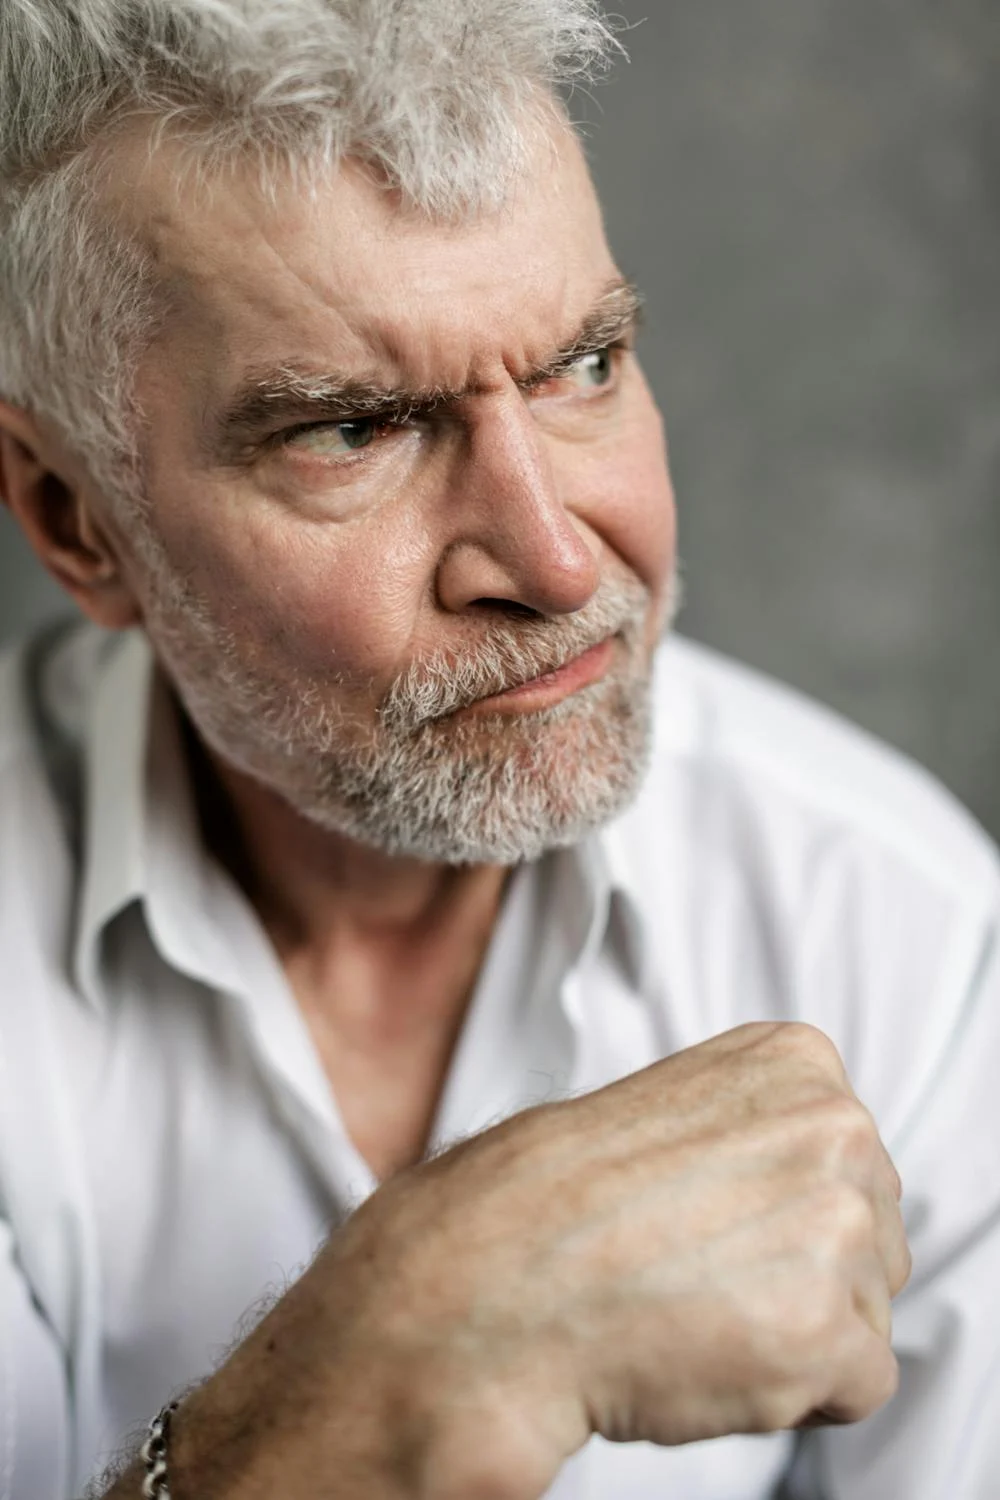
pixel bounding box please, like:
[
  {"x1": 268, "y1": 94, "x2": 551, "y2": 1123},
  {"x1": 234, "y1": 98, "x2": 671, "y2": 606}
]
[{"x1": 434, "y1": 391, "x2": 601, "y2": 618}]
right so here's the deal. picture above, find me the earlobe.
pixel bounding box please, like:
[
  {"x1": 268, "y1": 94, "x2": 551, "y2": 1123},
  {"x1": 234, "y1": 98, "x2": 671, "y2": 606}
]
[{"x1": 0, "y1": 415, "x2": 142, "y2": 630}]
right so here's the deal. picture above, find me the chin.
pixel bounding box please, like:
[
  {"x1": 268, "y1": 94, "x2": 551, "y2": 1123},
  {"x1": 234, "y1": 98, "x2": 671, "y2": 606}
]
[{"x1": 281, "y1": 672, "x2": 655, "y2": 866}]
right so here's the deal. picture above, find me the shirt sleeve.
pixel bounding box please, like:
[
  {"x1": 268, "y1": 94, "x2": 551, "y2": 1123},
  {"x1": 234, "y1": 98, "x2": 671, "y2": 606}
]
[
  {"x1": 1, "y1": 1218, "x2": 70, "y2": 1500},
  {"x1": 784, "y1": 913, "x2": 1000, "y2": 1500}
]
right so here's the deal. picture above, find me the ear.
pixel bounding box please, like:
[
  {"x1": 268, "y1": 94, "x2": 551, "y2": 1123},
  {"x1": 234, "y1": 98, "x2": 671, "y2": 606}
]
[{"x1": 0, "y1": 402, "x2": 142, "y2": 629}]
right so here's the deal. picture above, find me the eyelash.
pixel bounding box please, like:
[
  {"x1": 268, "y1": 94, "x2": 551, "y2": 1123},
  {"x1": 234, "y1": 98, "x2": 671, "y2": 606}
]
[{"x1": 277, "y1": 341, "x2": 631, "y2": 460}]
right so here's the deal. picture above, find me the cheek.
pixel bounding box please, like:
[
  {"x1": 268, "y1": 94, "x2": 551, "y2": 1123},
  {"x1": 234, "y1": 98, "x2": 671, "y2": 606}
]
[
  {"x1": 562, "y1": 383, "x2": 677, "y2": 597},
  {"x1": 617, "y1": 425, "x2": 677, "y2": 594},
  {"x1": 145, "y1": 485, "x2": 433, "y2": 691}
]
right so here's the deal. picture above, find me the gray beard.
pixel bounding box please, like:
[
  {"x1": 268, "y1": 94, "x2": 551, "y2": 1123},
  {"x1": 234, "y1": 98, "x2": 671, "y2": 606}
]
[
  {"x1": 140, "y1": 547, "x2": 678, "y2": 866},
  {"x1": 302, "y1": 648, "x2": 654, "y2": 864}
]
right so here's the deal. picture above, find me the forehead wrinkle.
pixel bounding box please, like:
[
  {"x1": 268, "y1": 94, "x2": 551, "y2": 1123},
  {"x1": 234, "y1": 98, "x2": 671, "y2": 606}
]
[
  {"x1": 369, "y1": 272, "x2": 641, "y2": 392},
  {"x1": 211, "y1": 273, "x2": 642, "y2": 448}
]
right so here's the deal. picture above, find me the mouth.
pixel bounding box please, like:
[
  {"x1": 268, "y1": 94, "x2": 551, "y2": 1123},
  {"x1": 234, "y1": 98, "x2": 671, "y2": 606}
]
[{"x1": 462, "y1": 635, "x2": 618, "y2": 715}]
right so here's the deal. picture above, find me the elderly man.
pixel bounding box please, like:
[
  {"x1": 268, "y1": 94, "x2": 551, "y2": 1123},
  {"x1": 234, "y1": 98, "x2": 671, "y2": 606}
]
[{"x1": 0, "y1": 1, "x2": 997, "y2": 1497}]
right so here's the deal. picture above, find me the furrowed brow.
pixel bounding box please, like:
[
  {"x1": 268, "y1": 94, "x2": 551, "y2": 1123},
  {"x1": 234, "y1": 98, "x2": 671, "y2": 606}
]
[
  {"x1": 523, "y1": 279, "x2": 644, "y2": 387},
  {"x1": 208, "y1": 279, "x2": 643, "y2": 458},
  {"x1": 209, "y1": 372, "x2": 447, "y2": 456}
]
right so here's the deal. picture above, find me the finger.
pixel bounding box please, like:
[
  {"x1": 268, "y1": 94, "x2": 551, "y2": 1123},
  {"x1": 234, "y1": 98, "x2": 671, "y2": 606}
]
[
  {"x1": 836, "y1": 1119, "x2": 910, "y2": 1298},
  {"x1": 765, "y1": 1022, "x2": 852, "y2": 1091},
  {"x1": 867, "y1": 1147, "x2": 912, "y2": 1297},
  {"x1": 876, "y1": 1186, "x2": 911, "y2": 1298},
  {"x1": 850, "y1": 1248, "x2": 894, "y2": 1344},
  {"x1": 864, "y1": 1128, "x2": 903, "y2": 1202},
  {"x1": 801, "y1": 1316, "x2": 900, "y2": 1428},
  {"x1": 885, "y1": 1147, "x2": 903, "y2": 1203}
]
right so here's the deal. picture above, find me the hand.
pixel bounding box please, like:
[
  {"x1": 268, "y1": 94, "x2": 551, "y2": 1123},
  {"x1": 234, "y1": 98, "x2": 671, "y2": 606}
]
[
  {"x1": 136, "y1": 1022, "x2": 909, "y2": 1500},
  {"x1": 336, "y1": 1021, "x2": 910, "y2": 1496}
]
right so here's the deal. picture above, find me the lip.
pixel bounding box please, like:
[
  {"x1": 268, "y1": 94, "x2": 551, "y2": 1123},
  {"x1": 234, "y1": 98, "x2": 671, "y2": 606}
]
[{"x1": 464, "y1": 636, "x2": 617, "y2": 715}]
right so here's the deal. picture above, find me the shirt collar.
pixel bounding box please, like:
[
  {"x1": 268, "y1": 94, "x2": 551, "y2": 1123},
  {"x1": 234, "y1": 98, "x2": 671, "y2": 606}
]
[
  {"x1": 72, "y1": 630, "x2": 151, "y2": 1010},
  {"x1": 588, "y1": 638, "x2": 704, "y2": 998},
  {"x1": 587, "y1": 823, "x2": 654, "y2": 995},
  {"x1": 72, "y1": 629, "x2": 252, "y2": 1012}
]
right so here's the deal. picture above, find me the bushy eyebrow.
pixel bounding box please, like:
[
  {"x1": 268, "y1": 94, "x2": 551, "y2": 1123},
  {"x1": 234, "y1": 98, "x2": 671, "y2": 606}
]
[
  {"x1": 208, "y1": 277, "x2": 643, "y2": 456},
  {"x1": 521, "y1": 280, "x2": 644, "y2": 387}
]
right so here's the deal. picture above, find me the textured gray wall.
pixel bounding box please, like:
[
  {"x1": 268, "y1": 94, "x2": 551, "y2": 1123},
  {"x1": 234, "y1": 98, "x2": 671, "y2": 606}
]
[
  {"x1": 2, "y1": 1, "x2": 999, "y2": 834},
  {"x1": 577, "y1": 0, "x2": 1000, "y2": 837}
]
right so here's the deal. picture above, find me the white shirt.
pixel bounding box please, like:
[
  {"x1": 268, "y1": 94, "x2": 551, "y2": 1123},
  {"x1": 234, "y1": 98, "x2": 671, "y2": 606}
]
[{"x1": 2, "y1": 620, "x2": 999, "y2": 1500}]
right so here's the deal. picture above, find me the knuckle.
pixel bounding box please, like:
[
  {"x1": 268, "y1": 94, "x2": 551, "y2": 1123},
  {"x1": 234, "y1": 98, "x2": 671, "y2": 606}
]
[
  {"x1": 749, "y1": 1384, "x2": 811, "y2": 1434},
  {"x1": 899, "y1": 1238, "x2": 914, "y2": 1287},
  {"x1": 873, "y1": 1347, "x2": 901, "y2": 1407},
  {"x1": 800, "y1": 1095, "x2": 880, "y2": 1177},
  {"x1": 780, "y1": 1277, "x2": 849, "y2": 1353},
  {"x1": 840, "y1": 1324, "x2": 901, "y2": 1410},
  {"x1": 769, "y1": 1021, "x2": 844, "y2": 1069},
  {"x1": 888, "y1": 1236, "x2": 914, "y2": 1299},
  {"x1": 810, "y1": 1180, "x2": 876, "y2": 1252},
  {"x1": 822, "y1": 1094, "x2": 878, "y2": 1152},
  {"x1": 742, "y1": 1273, "x2": 848, "y2": 1373},
  {"x1": 732, "y1": 1020, "x2": 786, "y2": 1046}
]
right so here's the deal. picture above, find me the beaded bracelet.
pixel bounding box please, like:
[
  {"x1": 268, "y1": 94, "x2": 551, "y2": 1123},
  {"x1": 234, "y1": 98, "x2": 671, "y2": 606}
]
[{"x1": 139, "y1": 1400, "x2": 180, "y2": 1499}]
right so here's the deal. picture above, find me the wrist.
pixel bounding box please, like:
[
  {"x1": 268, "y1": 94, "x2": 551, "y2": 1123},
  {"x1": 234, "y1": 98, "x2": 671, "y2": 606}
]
[
  {"x1": 154, "y1": 1355, "x2": 525, "y2": 1500},
  {"x1": 139, "y1": 1400, "x2": 181, "y2": 1497}
]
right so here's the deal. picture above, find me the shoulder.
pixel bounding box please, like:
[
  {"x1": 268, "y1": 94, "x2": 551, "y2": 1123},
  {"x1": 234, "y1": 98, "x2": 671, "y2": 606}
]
[
  {"x1": 649, "y1": 635, "x2": 1000, "y2": 910},
  {"x1": 620, "y1": 638, "x2": 1000, "y2": 1139}
]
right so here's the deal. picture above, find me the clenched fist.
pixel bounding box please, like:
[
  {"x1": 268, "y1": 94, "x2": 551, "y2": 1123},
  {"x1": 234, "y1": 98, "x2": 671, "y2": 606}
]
[{"x1": 119, "y1": 1023, "x2": 910, "y2": 1500}]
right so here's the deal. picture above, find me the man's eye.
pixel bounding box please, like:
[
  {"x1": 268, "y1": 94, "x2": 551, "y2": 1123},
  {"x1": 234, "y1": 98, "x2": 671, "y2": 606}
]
[
  {"x1": 285, "y1": 419, "x2": 379, "y2": 456},
  {"x1": 578, "y1": 349, "x2": 614, "y2": 385},
  {"x1": 561, "y1": 348, "x2": 616, "y2": 391}
]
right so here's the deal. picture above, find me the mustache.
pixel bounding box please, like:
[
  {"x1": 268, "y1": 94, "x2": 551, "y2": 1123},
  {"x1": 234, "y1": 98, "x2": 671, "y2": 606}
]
[{"x1": 377, "y1": 574, "x2": 654, "y2": 735}]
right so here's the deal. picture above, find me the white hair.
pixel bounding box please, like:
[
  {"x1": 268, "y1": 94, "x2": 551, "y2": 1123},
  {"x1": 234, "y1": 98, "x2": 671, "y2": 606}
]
[{"x1": 0, "y1": 0, "x2": 619, "y2": 501}]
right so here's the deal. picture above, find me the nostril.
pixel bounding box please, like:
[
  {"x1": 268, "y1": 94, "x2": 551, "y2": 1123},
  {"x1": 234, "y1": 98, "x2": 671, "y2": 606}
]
[{"x1": 471, "y1": 599, "x2": 544, "y2": 619}]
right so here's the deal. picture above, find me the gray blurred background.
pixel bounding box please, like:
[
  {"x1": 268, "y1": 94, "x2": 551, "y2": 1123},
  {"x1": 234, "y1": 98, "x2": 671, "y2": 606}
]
[{"x1": 2, "y1": 1, "x2": 999, "y2": 834}]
